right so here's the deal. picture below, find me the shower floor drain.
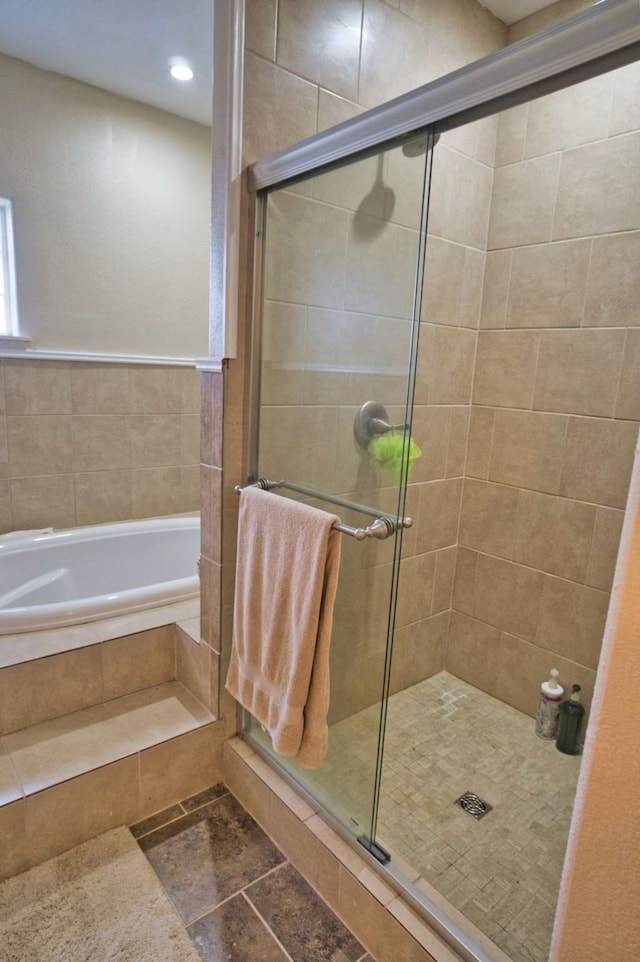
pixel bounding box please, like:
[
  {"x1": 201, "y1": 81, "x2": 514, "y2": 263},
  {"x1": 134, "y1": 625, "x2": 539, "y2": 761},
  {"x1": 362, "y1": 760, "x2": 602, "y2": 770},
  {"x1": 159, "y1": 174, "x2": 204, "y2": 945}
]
[{"x1": 454, "y1": 791, "x2": 493, "y2": 820}]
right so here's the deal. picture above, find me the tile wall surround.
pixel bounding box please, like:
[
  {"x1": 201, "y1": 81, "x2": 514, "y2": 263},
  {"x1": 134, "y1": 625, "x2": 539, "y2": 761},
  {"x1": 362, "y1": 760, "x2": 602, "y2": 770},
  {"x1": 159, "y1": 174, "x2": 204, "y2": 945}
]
[{"x1": 0, "y1": 359, "x2": 201, "y2": 534}]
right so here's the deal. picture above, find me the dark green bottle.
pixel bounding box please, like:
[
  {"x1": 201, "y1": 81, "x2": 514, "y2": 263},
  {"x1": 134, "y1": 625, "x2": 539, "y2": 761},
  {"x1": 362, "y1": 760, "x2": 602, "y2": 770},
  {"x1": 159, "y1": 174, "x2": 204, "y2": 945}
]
[{"x1": 556, "y1": 684, "x2": 585, "y2": 755}]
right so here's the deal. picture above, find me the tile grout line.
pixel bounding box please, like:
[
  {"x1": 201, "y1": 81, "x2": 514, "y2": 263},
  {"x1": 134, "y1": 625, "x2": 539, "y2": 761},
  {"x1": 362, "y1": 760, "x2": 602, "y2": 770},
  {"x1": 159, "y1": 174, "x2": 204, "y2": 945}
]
[
  {"x1": 184, "y1": 857, "x2": 290, "y2": 929},
  {"x1": 241, "y1": 889, "x2": 297, "y2": 962}
]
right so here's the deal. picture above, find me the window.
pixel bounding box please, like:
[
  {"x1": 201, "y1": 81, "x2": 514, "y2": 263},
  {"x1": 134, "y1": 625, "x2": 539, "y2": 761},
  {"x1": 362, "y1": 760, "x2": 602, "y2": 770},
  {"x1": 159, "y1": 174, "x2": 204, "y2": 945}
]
[{"x1": 0, "y1": 198, "x2": 19, "y2": 336}]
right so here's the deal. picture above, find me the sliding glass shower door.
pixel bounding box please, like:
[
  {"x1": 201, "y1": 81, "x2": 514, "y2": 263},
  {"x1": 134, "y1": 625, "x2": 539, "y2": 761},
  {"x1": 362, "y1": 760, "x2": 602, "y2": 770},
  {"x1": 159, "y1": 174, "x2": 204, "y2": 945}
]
[{"x1": 243, "y1": 135, "x2": 433, "y2": 848}]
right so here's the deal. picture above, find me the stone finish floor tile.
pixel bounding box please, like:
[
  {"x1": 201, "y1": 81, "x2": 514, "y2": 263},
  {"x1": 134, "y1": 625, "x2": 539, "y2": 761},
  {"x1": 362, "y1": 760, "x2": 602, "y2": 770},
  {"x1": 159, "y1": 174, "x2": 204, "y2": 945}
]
[
  {"x1": 181, "y1": 783, "x2": 228, "y2": 812},
  {"x1": 141, "y1": 792, "x2": 286, "y2": 923},
  {"x1": 318, "y1": 671, "x2": 581, "y2": 962},
  {"x1": 189, "y1": 892, "x2": 290, "y2": 962},
  {"x1": 130, "y1": 804, "x2": 185, "y2": 839},
  {"x1": 246, "y1": 861, "x2": 365, "y2": 962}
]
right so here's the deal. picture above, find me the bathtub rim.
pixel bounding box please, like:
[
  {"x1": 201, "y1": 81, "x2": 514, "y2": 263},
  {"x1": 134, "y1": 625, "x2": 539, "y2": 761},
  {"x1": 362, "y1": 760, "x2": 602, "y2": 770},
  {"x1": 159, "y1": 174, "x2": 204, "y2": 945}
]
[{"x1": 0, "y1": 515, "x2": 201, "y2": 637}]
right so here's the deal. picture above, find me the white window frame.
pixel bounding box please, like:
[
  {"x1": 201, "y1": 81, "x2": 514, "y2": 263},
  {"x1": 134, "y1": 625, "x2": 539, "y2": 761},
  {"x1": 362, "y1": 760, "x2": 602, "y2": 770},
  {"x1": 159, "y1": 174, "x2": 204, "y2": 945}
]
[{"x1": 0, "y1": 197, "x2": 21, "y2": 339}]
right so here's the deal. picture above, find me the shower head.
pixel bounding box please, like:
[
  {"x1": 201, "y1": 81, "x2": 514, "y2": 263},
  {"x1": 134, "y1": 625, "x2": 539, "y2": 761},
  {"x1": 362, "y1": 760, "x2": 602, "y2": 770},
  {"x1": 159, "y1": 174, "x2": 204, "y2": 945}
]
[{"x1": 401, "y1": 132, "x2": 440, "y2": 157}]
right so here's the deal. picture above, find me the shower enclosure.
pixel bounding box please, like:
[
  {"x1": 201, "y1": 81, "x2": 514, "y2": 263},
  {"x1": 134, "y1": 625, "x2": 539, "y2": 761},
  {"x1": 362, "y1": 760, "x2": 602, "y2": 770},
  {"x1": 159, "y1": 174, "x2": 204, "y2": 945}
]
[{"x1": 241, "y1": 4, "x2": 640, "y2": 961}]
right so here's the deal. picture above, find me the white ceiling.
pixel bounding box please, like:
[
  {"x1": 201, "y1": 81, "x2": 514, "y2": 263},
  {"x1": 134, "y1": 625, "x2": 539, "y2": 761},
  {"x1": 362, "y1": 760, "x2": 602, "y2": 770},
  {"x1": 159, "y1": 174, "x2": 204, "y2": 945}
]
[
  {"x1": 0, "y1": 0, "x2": 214, "y2": 126},
  {"x1": 482, "y1": 0, "x2": 565, "y2": 24},
  {"x1": 0, "y1": 0, "x2": 563, "y2": 126}
]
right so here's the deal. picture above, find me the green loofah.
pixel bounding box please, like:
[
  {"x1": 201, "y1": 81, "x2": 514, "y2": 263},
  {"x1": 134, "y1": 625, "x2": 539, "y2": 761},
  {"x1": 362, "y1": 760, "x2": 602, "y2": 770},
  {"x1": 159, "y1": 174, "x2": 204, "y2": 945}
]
[{"x1": 368, "y1": 434, "x2": 422, "y2": 480}]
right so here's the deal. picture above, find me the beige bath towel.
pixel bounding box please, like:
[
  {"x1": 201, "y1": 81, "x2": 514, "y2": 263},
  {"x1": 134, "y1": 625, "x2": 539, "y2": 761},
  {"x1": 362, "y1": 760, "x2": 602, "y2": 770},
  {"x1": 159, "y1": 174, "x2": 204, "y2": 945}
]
[{"x1": 226, "y1": 486, "x2": 342, "y2": 769}]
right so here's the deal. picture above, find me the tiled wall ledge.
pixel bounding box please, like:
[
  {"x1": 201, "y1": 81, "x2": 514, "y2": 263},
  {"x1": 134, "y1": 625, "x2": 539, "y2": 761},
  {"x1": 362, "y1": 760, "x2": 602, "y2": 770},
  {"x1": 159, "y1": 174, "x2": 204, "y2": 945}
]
[
  {"x1": 0, "y1": 598, "x2": 199, "y2": 670},
  {"x1": 223, "y1": 737, "x2": 498, "y2": 962}
]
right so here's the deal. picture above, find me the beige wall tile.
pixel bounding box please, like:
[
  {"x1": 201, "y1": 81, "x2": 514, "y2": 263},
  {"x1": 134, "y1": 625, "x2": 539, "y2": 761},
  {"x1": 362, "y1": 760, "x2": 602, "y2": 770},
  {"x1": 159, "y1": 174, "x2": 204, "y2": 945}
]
[
  {"x1": 72, "y1": 415, "x2": 130, "y2": 471},
  {"x1": 314, "y1": 152, "x2": 387, "y2": 218},
  {"x1": 261, "y1": 301, "x2": 307, "y2": 406},
  {"x1": 560, "y1": 416, "x2": 638, "y2": 509},
  {"x1": 265, "y1": 191, "x2": 348, "y2": 310},
  {"x1": 0, "y1": 417, "x2": 7, "y2": 478},
  {"x1": 129, "y1": 367, "x2": 182, "y2": 414},
  {"x1": 472, "y1": 330, "x2": 539, "y2": 409},
  {"x1": 199, "y1": 556, "x2": 221, "y2": 650},
  {"x1": 396, "y1": 552, "x2": 436, "y2": 627},
  {"x1": 277, "y1": 0, "x2": 361, "y2": 101},
  {"x1": 446, "y1": 407, "x2": 471, "y2": 478},
  {"x1": 0, "y1": 744, "x2": 22, "y2": 804},
  {"x1": 139, "y1": 724, "x2": 221, "y2": 817},
  {"x1": 584, "y1": 231, "x2": 640, "y2": 328},
  {"x1": 533, "y1": 329, "x2": 626, "y2": 418},
  {"x1": 609, "y1": 60, "x2": 640, "y2": 137},
  {"x1": 494, "y1": 632, "x2": 596, "y2": 721},
  {"x1": 180, "y1": 464, "x2": 200, "y2": 511},
  {"x1": 70, "y1": 363, "x2": 130, "y2": 414},
  {"x1": 428, "y1": 146, "x2": 493, "y2": 249},
  {"x1": 446, "y1": 611, "x2": 501, "y2": 694},
  {"x1": 506, "y1": 239, "x2": 591, "y2": 329},
  {"x1": 415, "y1": 478, "x2": 463, "y2": 552},
  {"x1": 359, "y1": 0, "x2": 432, "y2": 109},
  {"x1": 180, "y1": 368, "x2": 200, "y2": 416},
  {"x1": 422, "y1": 237, "x2": 466, "y2": 327},
  {"x1": 586, "y1": 506, "x2": 625, "y2": 592},
  {"x1": 75, "y1": 470, "x2": 133, "y2": 525},
  {"x1": 616, "y1": 330, "x2": 640, "y2": 421},
  {"x1": 0, "y1": 799, "x2": 29, "y2": 880},
  {"x1": 245, "y1": 0, "x2": 277, "y2": 60},
  {"x1": 200, "y1": 465, "x2": 222, "y2": 564},
  {"x1": 25, "y1": 757, "x2": 138, "y2": 864},
  {"x1": 4, "y1": 361, "x2": 72, "y2": 415},
  {"x1": 452, "y1": 546, "x2": 477, "y2": 616},
  {"x1": 415, "y1": 325, "x2": 476, "y2": 405},
  {"x1": 131, "y1": 467, "x2": 184, "y2": 518},
  {"x1": 512, "y1": 490, "x2": 596, "y2": 582},
  {"x1": 180, "y1": 414, "x2": 200, "y2": 464},
  {"x1": 458, "y1": 479, "x2": 518, "y2": 558},
  {"x1": 390, "y1": 613, "x2": 448, "y2": 693},
  {"x1": 200, "y1": 372, "x2": 223, "y2": 469},
  {"x1": 258, "y1": 406, "x2": 338, "y2": 494},
  {"x1": 553, "y1": 132, "x2": 640, "y2": 239},
  {"x1": 7, "y1": 415, "x2": 73, "y2": 476},
  {"x1": 465, "y1": 408, "x2": 495, "y2": 480},
  {"x1": 345, "y1": 220, "x2": 421, "y2": 319},
  {"x1": 409, "y1": 406, "x2": 449, "y2": 483},
  {"x1": 0, "y1": 646, "x2": 103, "y2": 735},
  {"x1": 488, "y1": 409, "x2": 568, "y2": 494},
  {"x1": 129, "y1": 415, "x2": 183, "y2": 468},
  {"x1": 480, "y1": 250, "x2": 511, "y2": 330},
  {"x1": 317, "y1": 89, "x2": 362, "y2": 133},
  {"x1": 380, "y1": 142, "x2": 430, "y2": 232},
  {"x1": 473, "y1": 554, "x2": 545, "y2": 641},
  {"x1": 176, "y1": 627, "x2": 211, "y2": 708},
  {"x1": 9, "y1": 475, "x2": 76, "y2": 530},
  {"x1": 494, "y1": 104, "x2": 528, "y2": 167},
  {"x1": 101, "y1": 626, "x2": 175, "y2": 701},
  {"x1": 0, "y1": 364, "x2": 5, "y2": 414},
  {"x1": 524, "y1": 73, "x2": 613, "y2": 159},
  {"x1": 432, "y1": 546, "x2": 456, "y2": 614},
  {"x1": 242, "y1": 52, "x2": 317, "y2": 167},
  {"x1": 536, "y1": 576, "x2": 610, "y2": 669},
  {"x1": 488, "y1": 154, "x2": 560, "y2": 250}
]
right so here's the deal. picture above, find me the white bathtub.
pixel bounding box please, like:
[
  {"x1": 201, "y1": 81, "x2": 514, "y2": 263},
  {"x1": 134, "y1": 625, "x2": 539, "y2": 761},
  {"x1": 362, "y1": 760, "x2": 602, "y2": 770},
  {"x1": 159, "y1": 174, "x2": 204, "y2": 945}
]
[{"x1": 0, "y1": 517, "x2": 200, "y2": 635}]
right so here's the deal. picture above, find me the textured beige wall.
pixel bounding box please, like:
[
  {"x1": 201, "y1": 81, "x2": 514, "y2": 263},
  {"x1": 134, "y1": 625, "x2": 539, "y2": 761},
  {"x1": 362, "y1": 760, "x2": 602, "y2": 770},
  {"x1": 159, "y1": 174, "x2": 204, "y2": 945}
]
[
  {"x1": 551, "y1": 446, "x2": 640, "y2": 961},
  {"x1": 0, "y1": 52, "x2": 210, "y2": 357},
  {"x1": 0, "y1": 359, "x2": 200, "y2": 534}
]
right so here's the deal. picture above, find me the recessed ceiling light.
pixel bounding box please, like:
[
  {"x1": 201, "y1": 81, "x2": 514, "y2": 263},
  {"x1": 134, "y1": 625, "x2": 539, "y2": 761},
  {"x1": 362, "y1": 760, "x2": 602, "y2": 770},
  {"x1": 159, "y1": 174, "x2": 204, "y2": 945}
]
[{"x1": 169, "y1": 59, "x2": 194, "y2": 82}]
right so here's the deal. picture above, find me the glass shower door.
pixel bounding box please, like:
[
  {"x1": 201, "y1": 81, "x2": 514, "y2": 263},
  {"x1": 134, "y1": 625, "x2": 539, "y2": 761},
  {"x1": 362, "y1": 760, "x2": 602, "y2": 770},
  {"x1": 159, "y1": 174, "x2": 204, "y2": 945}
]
[{"x1": 244, "y1": 134, "x2": 433, "y2": 848}]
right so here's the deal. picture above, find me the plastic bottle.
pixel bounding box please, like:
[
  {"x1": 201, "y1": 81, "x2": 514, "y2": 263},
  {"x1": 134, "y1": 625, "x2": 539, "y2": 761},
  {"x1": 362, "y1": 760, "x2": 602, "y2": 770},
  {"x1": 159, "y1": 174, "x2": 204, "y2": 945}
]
[
  {"x1": 535, "y1": 668, "x2": 564, "y2": 739},
  {"x1": 556, "y1": 684, "x2": 585, "y2": 755}
]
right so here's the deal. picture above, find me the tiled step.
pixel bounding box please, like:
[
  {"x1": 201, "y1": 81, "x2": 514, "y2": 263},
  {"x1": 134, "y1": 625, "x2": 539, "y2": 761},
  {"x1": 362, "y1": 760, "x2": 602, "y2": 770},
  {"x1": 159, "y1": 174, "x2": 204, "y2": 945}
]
[{"x1": 0, "y1": 680, "x2": 224, "y2": 880}]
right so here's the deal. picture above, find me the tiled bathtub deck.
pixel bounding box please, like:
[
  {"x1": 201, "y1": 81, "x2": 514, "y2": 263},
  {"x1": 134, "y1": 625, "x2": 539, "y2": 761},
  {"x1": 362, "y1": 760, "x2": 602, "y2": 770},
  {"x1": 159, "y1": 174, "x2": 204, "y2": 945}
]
[
  {"x1": 322, "y1": 672, "x2": 582, "y2": 962},
  {"x1": 132, "y1": 785, "x2": 373, "y2": 962}
]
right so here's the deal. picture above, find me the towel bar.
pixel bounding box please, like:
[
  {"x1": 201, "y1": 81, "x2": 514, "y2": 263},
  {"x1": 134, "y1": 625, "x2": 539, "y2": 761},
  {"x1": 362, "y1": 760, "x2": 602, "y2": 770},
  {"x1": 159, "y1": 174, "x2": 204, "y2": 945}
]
[{"x1": 234, "y1": 478, "x2": 413, "y2": 542}]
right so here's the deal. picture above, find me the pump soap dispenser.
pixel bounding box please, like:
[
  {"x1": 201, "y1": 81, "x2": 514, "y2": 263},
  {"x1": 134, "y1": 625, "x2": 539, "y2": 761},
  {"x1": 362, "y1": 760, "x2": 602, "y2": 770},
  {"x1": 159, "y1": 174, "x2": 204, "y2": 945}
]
[
  {"x1": 535, "y1": 668, "x2": 563, "y2": 739},
  {"x1": 556, "y1": 684, "x2": 585, "y2": 755}
]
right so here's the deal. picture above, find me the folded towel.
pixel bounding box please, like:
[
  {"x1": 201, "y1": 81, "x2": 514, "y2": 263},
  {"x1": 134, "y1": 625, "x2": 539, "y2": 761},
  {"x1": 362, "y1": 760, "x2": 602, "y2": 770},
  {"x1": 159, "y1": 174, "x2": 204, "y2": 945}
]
[{"x1": 225, "y1": 486, "x2": 341, "y2": 769}]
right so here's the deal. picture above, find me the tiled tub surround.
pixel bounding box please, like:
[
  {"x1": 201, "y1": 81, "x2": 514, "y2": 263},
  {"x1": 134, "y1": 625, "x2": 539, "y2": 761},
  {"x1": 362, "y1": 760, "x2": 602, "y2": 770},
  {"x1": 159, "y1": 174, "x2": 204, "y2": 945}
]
[
  {"x1": 0, "y1": 359, "x2": 201, "y2": 534},
  {"x1": 0, "y1": 608, "x2": 225, "y2": 880},
  {"x1": 134, "y1": 784, "x2": 370, "y2": 962}
]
